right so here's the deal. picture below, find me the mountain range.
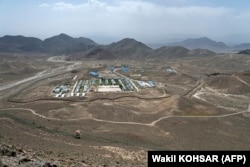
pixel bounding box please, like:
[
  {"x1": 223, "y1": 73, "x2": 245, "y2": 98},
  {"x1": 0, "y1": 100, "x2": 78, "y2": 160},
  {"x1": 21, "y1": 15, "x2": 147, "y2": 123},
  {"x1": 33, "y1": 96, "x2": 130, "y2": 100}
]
[
  {"x1": 0, "y1": 33, "x2": 97, "y2": 54},
  {"x1": 67, "y1": 38, "x2": 216, "y2": 60},
  {"x1": 168, "y1": 37, "x2": 227, "y2": 51},
  {"x1": 168, "y1": 37, "x2": 250, "y2": 52},
  {"x1": 0, "y1": 34, "x2": 250, "y2": 59},
  {"x1": 239, "y1": 49, "x2": 250, "y2": 55}
]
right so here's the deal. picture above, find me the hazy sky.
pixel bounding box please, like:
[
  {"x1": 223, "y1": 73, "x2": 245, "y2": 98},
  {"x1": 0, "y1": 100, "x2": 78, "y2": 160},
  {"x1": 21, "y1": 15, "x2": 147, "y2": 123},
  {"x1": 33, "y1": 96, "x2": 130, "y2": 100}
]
[{"x1": 1, "y1": 0, "x2": 250, "y2": 44}]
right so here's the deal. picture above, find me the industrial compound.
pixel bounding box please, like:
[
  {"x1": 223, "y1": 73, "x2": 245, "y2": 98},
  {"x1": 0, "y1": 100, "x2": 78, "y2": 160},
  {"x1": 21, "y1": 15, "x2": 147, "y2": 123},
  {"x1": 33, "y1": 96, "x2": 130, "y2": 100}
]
[{"x1": 52, "y1": 69, "x2": 155, "y2": 98}]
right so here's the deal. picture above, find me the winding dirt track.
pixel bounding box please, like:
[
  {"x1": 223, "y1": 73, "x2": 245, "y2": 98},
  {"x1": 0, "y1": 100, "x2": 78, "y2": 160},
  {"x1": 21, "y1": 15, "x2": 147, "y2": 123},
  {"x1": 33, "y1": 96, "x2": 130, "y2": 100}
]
[
  {"x1": 1, "y1": 107, "x2": 249, "y2": 127},
  {"x1": 0, "y1": 70, "x2": 47, "y2": 91},
  {"x1": 0, "y1": 56, "x2": 81, "y2": 92},
  {"x1": 235, "y1": 76, "x2": 250, "y2": 87},
  {"x1": 1, "y1": 57, "x2": 249, "y2": 130}
]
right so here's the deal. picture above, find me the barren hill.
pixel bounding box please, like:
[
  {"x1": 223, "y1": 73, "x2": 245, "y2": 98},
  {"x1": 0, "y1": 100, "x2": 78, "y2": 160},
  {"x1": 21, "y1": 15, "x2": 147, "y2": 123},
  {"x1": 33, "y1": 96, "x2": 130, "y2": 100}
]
[
  {"x1": 43, "y1": 33, "x2": 98, "y2": 54},
  {"x1": 0, "y1": 35, "x2": 43, "y2": 52},
  {"x1": 104, "y1": 38, "x2": 152, "y2": 58},
  {"x1": 169, "y1": 37, "x2": 229, "y2": 52},
  {"x1": 188, "y1": 48, "x2": 216, "y2": 57},
  {"x1": 239, "y1": 49, "x2": 250, "y2": 55},
  {"x1": 152, "y1": 46, "x2": 189, "y2": 58},
  {"x1": 69, "y1": 40, "x2": 216, "y2": 60},
  {"x1": 150, "y1": 46, "x2": 216, "y2": 58},
  {"x1": 68, "y1": 38, "x2": 152, "y2": 60},
  {"x1": 0, "y1": 34, "x2": 229, "y2": 60},
  {"x1": 0, "y1": 33, "x2": 98, "y2": 54},
  {"x1": 234, "y1": 43, "x2": 250, "y2": 51}
]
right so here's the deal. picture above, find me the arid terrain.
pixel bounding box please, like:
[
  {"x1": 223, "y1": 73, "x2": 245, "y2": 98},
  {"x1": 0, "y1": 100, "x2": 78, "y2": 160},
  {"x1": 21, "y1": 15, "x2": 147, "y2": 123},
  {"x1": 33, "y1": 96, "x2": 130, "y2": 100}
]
[
  {"x1": 1, "y1": 51, "x2": 250, "y2": 166},
  {"x1": 2, "y1": 0, "x2": 250, "y2": 165},
  {"x1": 0, "y1": 35, "x2": 250, "y2": 166}
]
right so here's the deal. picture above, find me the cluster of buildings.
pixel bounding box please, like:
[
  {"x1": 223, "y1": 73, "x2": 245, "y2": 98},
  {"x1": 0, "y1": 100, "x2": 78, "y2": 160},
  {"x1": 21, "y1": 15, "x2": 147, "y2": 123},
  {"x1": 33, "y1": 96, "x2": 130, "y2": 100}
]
[
  {"x1": 52, "y1": 77, "x2": 139, "y2": 98},
  {"x1": 52, "y1": 68, "x2": 156, "y2": 98}
]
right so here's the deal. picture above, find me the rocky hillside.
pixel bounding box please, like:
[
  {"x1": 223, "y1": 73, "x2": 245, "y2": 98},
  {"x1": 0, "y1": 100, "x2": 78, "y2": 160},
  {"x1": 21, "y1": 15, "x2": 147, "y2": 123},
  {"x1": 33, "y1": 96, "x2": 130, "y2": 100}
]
[
  {"x1": 67, "y1": 38, "x2": 152, "y2": 60},
  {"x1": 1, "y1": 143, "x2": 61, "y2": 167},
  {"x1": 68, "y1": 38, "x2": 216, "y2": 60},
  {"x1": 239, "y1": 49, "x2": 250, "y2": 55},
  {"x1": 0, "y1": 35, "x2": 43, "y2": 52},
  {"x1": 0, "y1": 34, "x2": 218, "y2": 59},
  {"x1": 168, "y1": 37, "x2": 229, "y2": 52},
  {"x1": 234, "y1": 43, "x2": 250, "y2": 51},
  {"x1": 1, "y1": 143, "x2": 145, "y2": 167},
  {"x1": 43, "y1": 33, "x2": 97, "y2": 54},
  {"x1": 0, "y1": 34, "x2": 98, "y2": 54},
  {"x1": 151, "y1": 46, "x2": 189, "y2": 58},
  {"x1": 104, "y1": 38, "x2": 152, "y2": 57}
]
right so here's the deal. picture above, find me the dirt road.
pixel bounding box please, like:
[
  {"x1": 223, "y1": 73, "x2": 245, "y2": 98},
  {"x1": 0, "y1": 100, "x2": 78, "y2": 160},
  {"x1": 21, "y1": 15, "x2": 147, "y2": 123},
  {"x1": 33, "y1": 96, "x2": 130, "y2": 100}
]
[
  {"x1": 0, "y1": 56, "x2": 81, "y2": 91},
  {"x1": 1, "y1": 107, "x2": 248, "y2": 127}
]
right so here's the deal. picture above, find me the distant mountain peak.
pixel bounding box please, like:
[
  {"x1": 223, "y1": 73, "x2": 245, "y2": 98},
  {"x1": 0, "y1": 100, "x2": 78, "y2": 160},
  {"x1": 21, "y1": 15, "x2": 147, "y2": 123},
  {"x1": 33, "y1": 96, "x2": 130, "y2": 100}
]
[
  {"x1": 185, "y1": 37, "x2": 219, "y2": 43},
  {"x1": 120, "y1": 38, "x2": 137, "y2": 42},
  {"x1": 198, "y1": 37, "x2": 210, "y2": 40},
  {"x1": 108, "y1": 38, "x2": 152, "y2": 50},
  {"x1": 58, "y1": 33, "x2": 68, "y2": 36},
  {"x1": 115, "y1": 38, "x2": 141, "y2": 45},
  {"x1": 239, "y1": 49, "x2": 250, "y2": 55},
  {"x1": 0, "y1": 33, "x2": 97, "y2": 53},
  {"x1": 48, "y1": 33, "x2": 73, "y2": 40},
  {"x1": 169, "y1": 37, "x2": 229, "y2": 51},
  {"x1": 43, "y1": 34, "x2": 97, "y2": 54},
  {"x1": 0, "y1": 35, "x2": 43, "y2": 52}
]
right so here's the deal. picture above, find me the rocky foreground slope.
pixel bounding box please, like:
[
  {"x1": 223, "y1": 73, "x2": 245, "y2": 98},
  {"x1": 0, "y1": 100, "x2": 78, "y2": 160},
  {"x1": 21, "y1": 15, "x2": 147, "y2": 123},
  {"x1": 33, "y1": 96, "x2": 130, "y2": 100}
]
[
  {"x1": 0, "y1": 143, "x2": 146, "y2": 167},
  {"x1": 1, "y1": 143, "x2": 58, "y2": 167}
]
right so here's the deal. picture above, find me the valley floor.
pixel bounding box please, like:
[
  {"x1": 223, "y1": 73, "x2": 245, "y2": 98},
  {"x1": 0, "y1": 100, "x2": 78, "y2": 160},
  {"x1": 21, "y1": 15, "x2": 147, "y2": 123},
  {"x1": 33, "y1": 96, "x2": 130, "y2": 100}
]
[{"x1": 1, "y1": 54, "x2": 250, "y2": 166}]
